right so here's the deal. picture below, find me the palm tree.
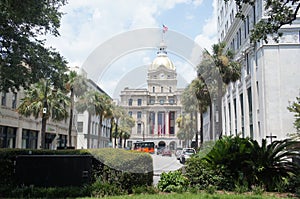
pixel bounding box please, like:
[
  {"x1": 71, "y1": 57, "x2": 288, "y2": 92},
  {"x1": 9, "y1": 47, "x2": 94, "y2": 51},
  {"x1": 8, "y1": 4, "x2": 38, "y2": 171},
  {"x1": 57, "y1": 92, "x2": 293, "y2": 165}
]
[
  {"x1": 94, "y1": 94, "x2": 112, "y2": 148},
  {"x1": 18, "y1": 79, "x2": 70, "y2": 149},
  {"x1": 75, "y1": 90, "x2": 98, "y2": 148},
  {"x1": 197, "y1": 42, "x2": 241, "y2": 139},
  {"x1": 190, "y1": 78, "x2": 211, "y2": 147},
  {"x1": 64, "y1": 71, "x2": 87, "y2": 147},
  {"x1": 76, "y1": 90, "x2": 112, "y2": 148},
  {"x1": 111, "y1": 105, "x2": 126, "y2": 148},
  {"x1": 118, "y1": 114, "x2": 135, "y2": 148}
]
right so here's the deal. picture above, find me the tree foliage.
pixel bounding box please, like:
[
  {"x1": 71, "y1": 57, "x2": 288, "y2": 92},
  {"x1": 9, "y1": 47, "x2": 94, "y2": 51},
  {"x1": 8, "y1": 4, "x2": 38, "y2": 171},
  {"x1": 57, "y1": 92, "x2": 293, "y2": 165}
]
[
  {"x1": 212, "y1": 42, "x2": 241, "y2": 85},
  {"x1": 229, "y1": 0, "x2": 300, "y2": 43},
  {"x1": 288, "y1": 97, "x2": 300, "y2": 133},
  {"x1": 0, "y1": 0, "x2": 68, "y2": 92}
]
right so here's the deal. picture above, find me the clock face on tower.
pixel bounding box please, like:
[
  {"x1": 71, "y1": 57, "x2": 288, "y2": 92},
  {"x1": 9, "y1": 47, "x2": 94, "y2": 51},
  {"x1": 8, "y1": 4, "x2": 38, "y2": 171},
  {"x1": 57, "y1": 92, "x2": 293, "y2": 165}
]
[{"x1": 160, "y1": 73, "x2": 165, "y2": 79}]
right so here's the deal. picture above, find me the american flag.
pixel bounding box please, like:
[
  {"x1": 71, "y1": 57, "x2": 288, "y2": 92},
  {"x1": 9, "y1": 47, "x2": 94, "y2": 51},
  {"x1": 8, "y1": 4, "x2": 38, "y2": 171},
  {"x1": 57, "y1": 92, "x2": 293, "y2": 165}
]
[{"x1": 162, "y1": 24, "x2": 168, "y2": 33}]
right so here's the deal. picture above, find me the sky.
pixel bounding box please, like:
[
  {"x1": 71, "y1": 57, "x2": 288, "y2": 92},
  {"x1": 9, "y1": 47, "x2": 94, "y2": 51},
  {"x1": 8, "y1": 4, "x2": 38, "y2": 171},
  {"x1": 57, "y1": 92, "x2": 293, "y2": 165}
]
[{"x1": 45, "y1": 0, "x2": 218, "y2": 99}]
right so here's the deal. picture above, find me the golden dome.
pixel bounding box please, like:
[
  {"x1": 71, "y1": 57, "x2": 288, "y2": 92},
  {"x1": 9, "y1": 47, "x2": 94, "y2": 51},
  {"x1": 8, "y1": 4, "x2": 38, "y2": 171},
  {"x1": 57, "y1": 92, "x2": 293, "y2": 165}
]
[
  {"x1": 150, "y1": 55, "x2": 175, "y2": 70},
  {"x1": 149, "y1": 42, "x2": 175, "y2": 70}
]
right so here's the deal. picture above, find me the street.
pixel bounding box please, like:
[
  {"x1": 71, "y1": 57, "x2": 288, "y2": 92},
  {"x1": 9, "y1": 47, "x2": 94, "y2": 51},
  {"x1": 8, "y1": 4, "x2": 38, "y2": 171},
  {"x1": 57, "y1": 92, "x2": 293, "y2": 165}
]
[{"x1": 151, "y1": 153, "x2": 183, "y2": 185}]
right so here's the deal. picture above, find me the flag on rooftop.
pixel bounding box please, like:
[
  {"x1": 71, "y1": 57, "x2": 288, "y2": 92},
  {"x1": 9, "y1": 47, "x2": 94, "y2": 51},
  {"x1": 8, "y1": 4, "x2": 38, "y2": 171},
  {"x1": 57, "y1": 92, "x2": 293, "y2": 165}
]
[{"x1": 162, "y1": 24, "x2": 168, "y2": 33}]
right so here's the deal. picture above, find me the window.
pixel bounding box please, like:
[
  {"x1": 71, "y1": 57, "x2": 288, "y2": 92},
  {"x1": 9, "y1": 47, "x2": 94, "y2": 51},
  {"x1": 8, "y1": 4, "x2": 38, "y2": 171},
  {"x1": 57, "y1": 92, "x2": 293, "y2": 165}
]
[
  {"x1": 77, "y1": 122, "x2": 83, "y2": 132},
  {"x1": 169, "y1": 98, "x2": 174, "y2": 105},
  {"x1": 22, "y1": 129, "x2": 38, "y2": 149},
  {"x1": 239, "y1": 28, "x2": 242, "y2": 45},
  {"x1": 247, "y1": 87, "x2": 253, "y2": 138},
  {"x1": 149, "y1": 98, "x2": 155, "y2": 105},
  {"x1": 137, "y1": 99, "x2": 142, "y2": 106},
  {"x1": 159, "y1": 99, "x2": 164, "y2": 105},
  {"x1": 169, "y1": 87, "x2": 172, "y2": 92},
  {"x1": 128, "y1": 111, "x2": 132, "y2": 117},
  {"x1": 12, "y1": 92, "x2": 17, "y2": 109},
  {"x1": 161, "y1": 86, "x2": 163, "y2": 93},
  {"x1": 240, "y1": 93, "x2": 244, "y2": 137},
  {"x1": 1, "y1": 92, "x2": 6, "y2": 106},
  {"x1": 137, "y1": 123, "x2": 142, "y2": 134},
  {"x1": 128, "y1": 99, "x2": 133, "y2": 106},
  {"x1": 246, "y1": 53, "x2": 251, "y2": 75},
  {"x1": 247, "y1": 15, "x2": 250, "y2": 34},
  {"x1": 137, "y1": 111, "x2": 142, "y2": 119},
  {"x1": 153, "y1": 86, "x2": 155, "y2": 93}
]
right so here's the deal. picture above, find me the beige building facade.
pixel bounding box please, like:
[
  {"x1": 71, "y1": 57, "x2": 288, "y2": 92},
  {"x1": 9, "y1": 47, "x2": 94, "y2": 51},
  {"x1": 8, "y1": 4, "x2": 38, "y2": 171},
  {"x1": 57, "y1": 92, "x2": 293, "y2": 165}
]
[{"x1": 120, "y1": 42, "x2": 184, "y2": 150}]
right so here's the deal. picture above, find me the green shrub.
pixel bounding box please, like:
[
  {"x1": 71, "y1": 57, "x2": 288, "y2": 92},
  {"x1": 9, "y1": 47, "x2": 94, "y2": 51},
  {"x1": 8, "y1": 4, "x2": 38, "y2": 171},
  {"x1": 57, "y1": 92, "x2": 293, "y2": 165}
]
[
  {"x1": 157, "y1": 170, "x2": 189, "y2": 193},
  {"x1": 184, "y1": 157, "x2": 231, "y2": 190},
  {"x1": 251, "y1": 185, "x2": 265, "y2": 195},
  {"x1": 90, "y1": 177, "x2": 125, "y2": 197},
  {"x1": 0, "y1": 148, "x2": 154, "y2": 197}
]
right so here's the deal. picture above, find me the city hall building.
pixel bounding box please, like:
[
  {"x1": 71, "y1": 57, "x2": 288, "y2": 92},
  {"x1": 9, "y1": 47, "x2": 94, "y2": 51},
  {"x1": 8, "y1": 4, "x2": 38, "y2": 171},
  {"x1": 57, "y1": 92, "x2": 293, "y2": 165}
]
[{"x1": 120, "y1": 42, "x2": 184, "y2": 150}]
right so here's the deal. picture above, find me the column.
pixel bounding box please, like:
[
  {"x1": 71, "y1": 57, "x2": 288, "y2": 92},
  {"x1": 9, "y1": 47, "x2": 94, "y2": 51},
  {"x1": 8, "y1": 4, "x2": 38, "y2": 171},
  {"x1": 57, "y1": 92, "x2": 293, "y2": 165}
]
[{"x1": 165, "y1": 111, "x2": 169, "y2": 136}]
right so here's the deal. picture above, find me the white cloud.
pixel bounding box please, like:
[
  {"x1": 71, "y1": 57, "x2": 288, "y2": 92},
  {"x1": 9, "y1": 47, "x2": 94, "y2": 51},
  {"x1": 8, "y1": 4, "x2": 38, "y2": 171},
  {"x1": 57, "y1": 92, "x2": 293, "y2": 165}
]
[{"x1": 194, "y1": 0, "x2": 217, "y2": 53}]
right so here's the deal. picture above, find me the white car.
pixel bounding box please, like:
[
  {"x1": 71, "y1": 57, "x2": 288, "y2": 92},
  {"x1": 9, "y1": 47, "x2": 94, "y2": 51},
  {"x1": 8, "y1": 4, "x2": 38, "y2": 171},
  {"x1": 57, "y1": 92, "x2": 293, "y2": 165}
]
[{"x1": 179, "y1": 148, "x2": 196, "y2": 164}]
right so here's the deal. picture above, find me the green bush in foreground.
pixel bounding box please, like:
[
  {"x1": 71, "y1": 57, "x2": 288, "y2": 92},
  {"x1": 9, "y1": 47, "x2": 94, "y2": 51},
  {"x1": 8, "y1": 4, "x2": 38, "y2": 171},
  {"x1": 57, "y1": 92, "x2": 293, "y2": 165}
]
[{"x1": 157, "y1": 170, "x2": 189, "y2": 193}]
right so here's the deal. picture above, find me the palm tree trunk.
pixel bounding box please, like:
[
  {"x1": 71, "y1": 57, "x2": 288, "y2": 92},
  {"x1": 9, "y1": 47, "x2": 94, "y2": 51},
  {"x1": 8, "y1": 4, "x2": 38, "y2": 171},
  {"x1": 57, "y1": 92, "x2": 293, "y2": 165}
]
[
  {"x1": 217, "y1": 78, "x2": 223, "y2": 139},
  {"x1": 195, "y1": 111, "x2": 199, "y2": 150},
  {"x1": 110, "y1": 117, "x2": 114, "y2": 143},
  {"x1": 200, "y1": 113, "x2": 204, "y2": 145},
  {"x1": 41, "y1": 115, "x2": 47, "y2": 149},
  {"x1": 98, "y1": 114, "x2": 103, "y2": 148},
  {"x1": 119, "y1": 132, "x2": 123, "y2": 148},
  {"x1": 123, "y1": 138, "x2": 126, "y2": 148},
  {"x1": 114, "y1": 120, "x2": 118, "y2": 148},
  {"x1": 209, "y1": 98, "x2": 213, "y2": 140},
  {"x1": 68, "y1": 88, "x2": 74, "y2": 147},
  {"x1": 87, "y1": 113, "x2": 91, "y2": 148}
]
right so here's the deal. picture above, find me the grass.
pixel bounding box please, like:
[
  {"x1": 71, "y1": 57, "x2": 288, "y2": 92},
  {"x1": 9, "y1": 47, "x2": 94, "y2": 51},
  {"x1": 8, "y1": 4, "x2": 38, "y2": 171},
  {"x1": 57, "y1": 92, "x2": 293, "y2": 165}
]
[{"x1": 77, "y1": 192, "x2": 296, "y2": 199}]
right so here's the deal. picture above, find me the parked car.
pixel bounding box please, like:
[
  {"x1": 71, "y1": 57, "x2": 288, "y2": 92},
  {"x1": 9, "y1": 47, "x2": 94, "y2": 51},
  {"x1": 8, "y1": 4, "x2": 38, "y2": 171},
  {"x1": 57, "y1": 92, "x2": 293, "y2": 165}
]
[
  {"x1": 156, "y1": 147, "x2": 165, "y2": 155},
  {"x1": 179, "y1": 148, "x2": 196, "y2": 164},
  {"x1": 162, "y1": 148, "x2": 172, "y2": 157},
  {"x1": 175, "y1": 147, "x2": 183, "y2": 160}
]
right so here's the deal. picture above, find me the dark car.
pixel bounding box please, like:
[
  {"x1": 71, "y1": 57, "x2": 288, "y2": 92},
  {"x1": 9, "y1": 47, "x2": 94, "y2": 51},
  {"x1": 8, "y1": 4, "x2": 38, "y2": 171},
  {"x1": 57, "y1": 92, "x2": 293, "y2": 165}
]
[{"x1": 162, "y1": 148, "x2": 172, "y2": 157}]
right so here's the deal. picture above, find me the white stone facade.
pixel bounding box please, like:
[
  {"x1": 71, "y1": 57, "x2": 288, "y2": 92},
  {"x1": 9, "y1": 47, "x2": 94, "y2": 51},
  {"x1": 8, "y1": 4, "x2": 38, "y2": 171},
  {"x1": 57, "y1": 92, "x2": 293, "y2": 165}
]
[{"x1": 217, "y1": 0, "x2": 300, "y2": 143}]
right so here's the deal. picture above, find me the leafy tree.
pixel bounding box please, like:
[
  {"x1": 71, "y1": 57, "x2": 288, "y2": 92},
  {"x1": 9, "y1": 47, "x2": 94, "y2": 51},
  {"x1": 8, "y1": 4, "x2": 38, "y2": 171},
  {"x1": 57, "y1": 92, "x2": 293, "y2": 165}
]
[
  {"x1": 17, "y1": 79, "x2": 70, "y2": 149},
  {"x1": 64, "y1": 70, "x2": 88, "y2": 147},
  {"x1": 0, "y1": 0, "x2": 68, "y2": 92},
  {"x1": 288, "y1": 97, "x2": 300, "y2": 134},
  {"x1": 176, "y1": 114, "x2": 195, "y2": 148},
  {"x1": 229, "y1": 0, "x2": 300, "y2": 43}
]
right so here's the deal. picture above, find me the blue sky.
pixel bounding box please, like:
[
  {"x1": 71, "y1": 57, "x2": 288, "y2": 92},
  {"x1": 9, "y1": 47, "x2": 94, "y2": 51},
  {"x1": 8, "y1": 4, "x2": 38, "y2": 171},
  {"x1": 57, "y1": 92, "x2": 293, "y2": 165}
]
[{"x1": 45, "y1": 0, "x2": 217, "y2": 98}]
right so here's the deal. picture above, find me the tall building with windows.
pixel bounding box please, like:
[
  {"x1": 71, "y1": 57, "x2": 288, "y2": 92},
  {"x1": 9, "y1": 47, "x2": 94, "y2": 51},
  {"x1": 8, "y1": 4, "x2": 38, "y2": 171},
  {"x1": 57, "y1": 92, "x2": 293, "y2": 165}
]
[
  {"x1": 217, "y1": 0, "x2": 300, "y2": 142},
  {"x1": 0, "y1": 88, "x2": 76, "y2": 149},
  {"x1": 120, "y1": 42, "x2": 184, "y2": 149}
]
